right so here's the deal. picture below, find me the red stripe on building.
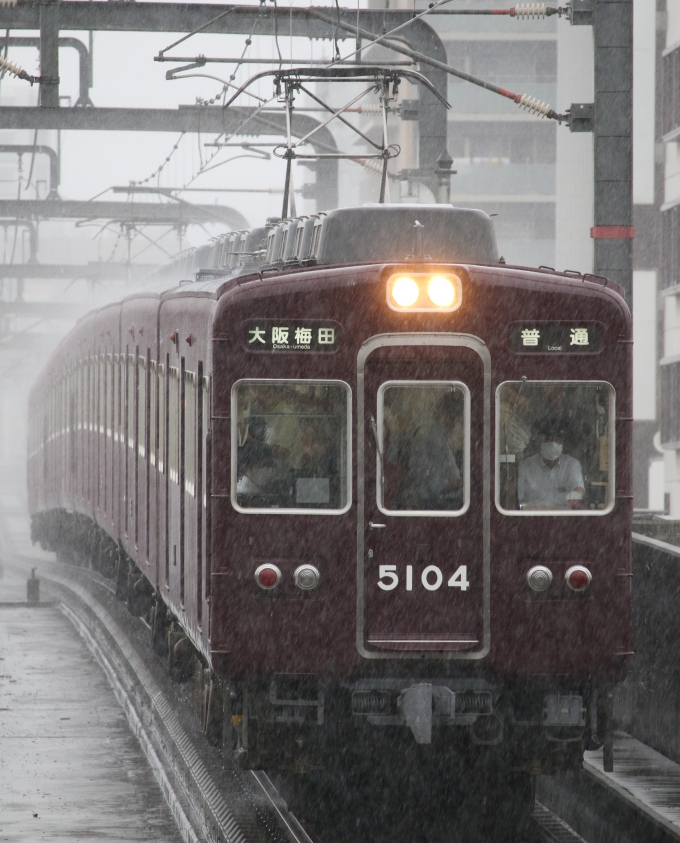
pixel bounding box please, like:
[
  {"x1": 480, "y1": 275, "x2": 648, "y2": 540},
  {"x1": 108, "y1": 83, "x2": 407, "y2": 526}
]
[{"x1": 590, "y1": 226, "x2": 635, "y2": 239}]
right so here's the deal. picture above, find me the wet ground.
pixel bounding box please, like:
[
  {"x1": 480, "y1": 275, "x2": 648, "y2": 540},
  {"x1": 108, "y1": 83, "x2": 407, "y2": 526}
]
[{"x1": 0, "y1": 567, "x2": 184, "y2": 843}]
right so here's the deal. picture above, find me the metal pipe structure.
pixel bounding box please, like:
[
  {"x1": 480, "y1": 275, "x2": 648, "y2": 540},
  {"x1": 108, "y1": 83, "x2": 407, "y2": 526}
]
[
  {"x1": 38, "y1": 1, "x2": 59, "y2": 108},
  {"x1": 0, "y1": 144, "x2": 60, "y2": 199},
  {"x1": 0, "y1": 3, "x2": 449, "y2": 195},
  {"x1": 0, "y1": 198, "x2": 249, "y2": 228},
  {"x1": 0, "y1": 0, "x2": 632, "y2": 296},
  {"x1": 590, "y1": 0, "x2": 633, "y2": 301},
  {"x1": 5, "y1": 36, "x2": 93, "y2": 106},
  {"x1": 0, "y1": 106, "x2": 340, "y2": 209}
]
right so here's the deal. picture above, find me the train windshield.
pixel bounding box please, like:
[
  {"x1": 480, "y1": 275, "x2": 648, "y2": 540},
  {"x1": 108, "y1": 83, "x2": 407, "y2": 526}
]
[
  {"x1": 377, "y1": 382, "x2": 469, "y2": 516},
  {"x1": 496, "y1": 381, "x2": 615, "y2": 515},
  {"x1": 232, "y1": 380, "x2": 351, "y2": 513}
]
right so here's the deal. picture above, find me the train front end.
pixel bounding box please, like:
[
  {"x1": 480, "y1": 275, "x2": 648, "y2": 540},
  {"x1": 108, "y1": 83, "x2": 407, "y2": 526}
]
[{"x1": 208, "y1": 205, "x2": 632, "y2": 776}]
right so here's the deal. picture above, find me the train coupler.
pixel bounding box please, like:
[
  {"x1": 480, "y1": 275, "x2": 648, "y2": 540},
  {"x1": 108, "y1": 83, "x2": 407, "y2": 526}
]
[{"x1": 351, "y1": 679, "x2": 495, "y2": 745}]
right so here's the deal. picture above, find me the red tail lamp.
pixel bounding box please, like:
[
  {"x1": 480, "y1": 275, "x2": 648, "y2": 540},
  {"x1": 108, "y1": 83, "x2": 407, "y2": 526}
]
[
  {"x1": 254, "y1": 563, "x2": 281, "y2": 590},
  {"x1": 565, "y1": 565, "x2": 592, "y2": 592}
]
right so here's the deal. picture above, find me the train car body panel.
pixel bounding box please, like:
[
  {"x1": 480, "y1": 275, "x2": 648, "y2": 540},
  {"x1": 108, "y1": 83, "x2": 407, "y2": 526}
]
[{"x1": 27, "y1": 205, "x2": 632, "y2": 775}]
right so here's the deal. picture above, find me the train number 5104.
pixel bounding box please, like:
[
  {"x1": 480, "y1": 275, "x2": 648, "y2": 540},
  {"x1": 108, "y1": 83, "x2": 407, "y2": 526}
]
[{"x1": 377, "y1": 565, "x2": 469, "y2": 592}]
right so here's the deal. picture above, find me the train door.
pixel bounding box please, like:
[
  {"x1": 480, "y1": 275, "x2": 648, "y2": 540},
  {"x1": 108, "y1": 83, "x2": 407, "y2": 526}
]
[{"x1": 358, "y1": 334, "x2": 490, "y2": 659}]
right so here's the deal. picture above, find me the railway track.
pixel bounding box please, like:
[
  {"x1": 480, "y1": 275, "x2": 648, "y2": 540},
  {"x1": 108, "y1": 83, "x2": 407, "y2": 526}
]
[
  {"x1": 7, "y1": 555, "x2": 314, "y2": 843},
  {"x1": 6, "y1": 552, "x2": 585, "y2": 843}
]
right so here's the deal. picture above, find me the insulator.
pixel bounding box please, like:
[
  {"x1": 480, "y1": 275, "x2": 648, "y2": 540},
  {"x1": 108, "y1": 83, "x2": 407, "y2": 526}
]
[
  {"x1": 0, "y1": 55, "x2": 26, "y2": 79},
  {"x1": 356, "y1": 104, "x2": 382, "y2": 114},
  {"x1": 518, "y1": 93, "x2": 552, "y2": 118},
  {"x1": 361, "y1": 158, "x2": 384, "y2": 175},
  {"x1": 0, "y1": 0, "x2": 18, "y2": 6},
  {"x1": 514, "y1": 3, "x2": 547, "y2": 17}
]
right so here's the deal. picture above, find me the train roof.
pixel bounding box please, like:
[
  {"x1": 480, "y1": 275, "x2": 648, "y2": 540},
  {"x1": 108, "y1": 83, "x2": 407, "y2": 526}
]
[
  {"x1": 153, "y1": 204, "x2": 499, "y2": 289},
  {"x1": 61, "y1": 205, "x2": 626, "y2": 349}
]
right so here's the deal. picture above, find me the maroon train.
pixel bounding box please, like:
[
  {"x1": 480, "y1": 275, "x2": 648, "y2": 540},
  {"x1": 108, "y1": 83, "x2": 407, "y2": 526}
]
[{"x1": 28, "y1": 204, "x2": 631, "y2": 781}]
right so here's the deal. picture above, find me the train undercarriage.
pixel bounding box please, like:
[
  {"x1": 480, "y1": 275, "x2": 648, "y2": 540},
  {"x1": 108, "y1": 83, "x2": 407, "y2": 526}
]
[{"x1": 32, "y1": 508, "x2": 613, "y2": 782}]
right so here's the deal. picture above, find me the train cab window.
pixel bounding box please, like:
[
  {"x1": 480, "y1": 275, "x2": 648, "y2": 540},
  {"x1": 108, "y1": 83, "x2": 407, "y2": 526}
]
[
  {"x1": 232, "y1": 380, "x2": 351, "y2": 514},
  {"x1": 377, "y1": 382, "x2": 470, "y2": 516},
  {"x1": 496, "y1": 381, "x2": 615, "y2": 515}
]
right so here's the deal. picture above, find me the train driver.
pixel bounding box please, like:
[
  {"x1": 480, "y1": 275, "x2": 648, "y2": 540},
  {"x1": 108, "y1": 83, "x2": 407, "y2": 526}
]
[
  {"x1": 517, "y1": 419, "x2": 585, "y2": 510},
  {"x1": 398, "y1": 390, "x2": 465, "y2": 511}
]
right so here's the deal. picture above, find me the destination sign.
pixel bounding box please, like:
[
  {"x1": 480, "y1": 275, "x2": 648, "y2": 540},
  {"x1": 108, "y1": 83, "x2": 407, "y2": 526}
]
[
  {"x1": 508, "y1": 322, "x2": 603, "y2": 354},
  {"x1": 243, "y1": 320, "x2": 340, "y2": 353}
]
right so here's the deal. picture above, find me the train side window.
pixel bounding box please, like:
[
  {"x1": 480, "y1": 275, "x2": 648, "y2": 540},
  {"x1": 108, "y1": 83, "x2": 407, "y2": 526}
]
[
  {"x1": 184, "y1": 370, "x2": 196, "y2": 497},
  {"x1": 127, "y1": 352, "x2": 136, "y2": 450},
  {"x1": 232, "y1": 379, "x2": 352, "y2": 514},
  {"x1": 138, "y1": 356, "x2": 146, "y2": 459},
  {"x1": 99, "y1": 354, "x2": 105, "y2": 436},
  {"x1": 112, "y1": 355, "x2": 118, "y2": 443},
  {"x1": 496, "y1": 381, "x2": 615, "y2": 516},
  {"x1": 202, "y1": 375, "x2": 210, "y2": 509},
  {"x1": 149, "y1": 361, "x2": 157, "y2": 467},
  {"x1": 377, "y1": 382, "x2": 470, "y2": 517},
  {"x1": 106, "y1": 355, "x2": 113, "y2": 440},
  {"x1": 169, "y1": 366, "x2": 179, "y2": 484},
  {"x1": 158, "y1": 363, "x2": 166, "y2": 474}
]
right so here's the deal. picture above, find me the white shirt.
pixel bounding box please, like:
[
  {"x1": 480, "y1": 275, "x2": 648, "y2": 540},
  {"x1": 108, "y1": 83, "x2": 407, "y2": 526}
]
[{"x1": 517, "y1": 453, "x2": 584, "y2": 509}]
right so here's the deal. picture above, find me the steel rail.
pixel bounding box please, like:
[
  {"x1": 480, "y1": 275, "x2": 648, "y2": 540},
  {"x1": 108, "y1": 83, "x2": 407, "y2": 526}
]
[{"x1": 6, "y1": 555, "x2": 317, "y2": 843}]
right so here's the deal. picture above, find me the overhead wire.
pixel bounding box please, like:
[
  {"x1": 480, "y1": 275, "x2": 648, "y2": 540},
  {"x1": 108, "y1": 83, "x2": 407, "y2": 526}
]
[
  {"x1": 310, "y1": 7, "x2": 565, "y2": 121},
  {"x1": 272, "y1": 0, "x2": 283, "y2": 69},
  {"x1": 131, "y1": 133, "x2": 185, "y2": 187},
  {"x1": 162, "y1": 14, "x2": 266, "y2": 193}
]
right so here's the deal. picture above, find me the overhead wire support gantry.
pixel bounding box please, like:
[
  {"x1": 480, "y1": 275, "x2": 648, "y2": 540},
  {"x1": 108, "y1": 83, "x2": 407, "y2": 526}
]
[{"x1": 155, "y1": 2, "x2": 570, "y2": 126}]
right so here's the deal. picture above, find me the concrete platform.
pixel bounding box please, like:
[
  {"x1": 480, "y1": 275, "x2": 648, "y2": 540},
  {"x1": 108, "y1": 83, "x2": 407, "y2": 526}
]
[
  {"x1": 584, "y1": 733, "x2": 680, "y2": 840},
  {"x1": 0, "y1": 569, "x2": 183, "y2": 843}
]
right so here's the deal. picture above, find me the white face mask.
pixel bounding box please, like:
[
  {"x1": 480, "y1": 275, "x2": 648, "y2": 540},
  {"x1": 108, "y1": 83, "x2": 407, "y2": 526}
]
[{"x1": 541, "y1": 441, "x2": 563, "y2": 461}]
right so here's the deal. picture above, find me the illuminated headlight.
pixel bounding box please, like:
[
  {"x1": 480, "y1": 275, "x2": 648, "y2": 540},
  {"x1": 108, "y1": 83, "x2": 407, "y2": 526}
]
[
  {"x1": 391, "y1": 276, "x2": 420, "y2": 307},
  {"x1": 386, "y1": 273, "x2": 462, "y2": 312},
  {"x1": 428, "y1": 276, "x2": 456, "y2": 307}
]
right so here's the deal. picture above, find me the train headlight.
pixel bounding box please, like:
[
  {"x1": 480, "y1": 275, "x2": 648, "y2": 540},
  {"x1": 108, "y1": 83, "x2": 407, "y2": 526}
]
[
  {"x1": 428, "y1": 276, "x2": 456, "y2": 307},
  {"x1": 391, "y1": 276, "x2": 420, "y2": 307},
  {"x1": 386, "y1": 272, "x2": 462, "y2": 312}
]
